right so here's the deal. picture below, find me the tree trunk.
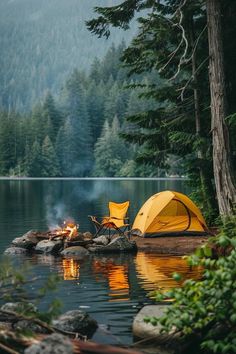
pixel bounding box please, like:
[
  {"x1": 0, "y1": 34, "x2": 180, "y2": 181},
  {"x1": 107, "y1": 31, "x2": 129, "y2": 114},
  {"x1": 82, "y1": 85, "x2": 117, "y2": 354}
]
[
  {"x1": 206, "y1": 0, "x2": 236, "y2": 215},
  {"x1": 189, "y1": 15, "x2": 217, "y2": 218}
]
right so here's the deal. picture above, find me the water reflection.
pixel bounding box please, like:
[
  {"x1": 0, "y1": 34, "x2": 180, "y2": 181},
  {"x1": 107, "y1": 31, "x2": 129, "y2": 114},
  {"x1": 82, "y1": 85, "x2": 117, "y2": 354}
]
[
  {"x1": 135, "y1": 252, "x2": 202, "y2": 292},
  {"x1": 92, "y1": 258, "x2": 130, "y2": 302},
  {"x1": 59, "y1": 252, "x2": 201, "y2": 302},
  {"x1": 62, "y1": 259, "x2": 80, "y2": 280}
]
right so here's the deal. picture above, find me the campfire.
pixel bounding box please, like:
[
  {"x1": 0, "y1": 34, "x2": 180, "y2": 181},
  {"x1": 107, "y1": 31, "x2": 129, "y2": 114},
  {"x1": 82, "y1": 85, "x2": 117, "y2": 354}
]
[{"x1": 50, "y1": 220, "x2": 79, "y2": 241}]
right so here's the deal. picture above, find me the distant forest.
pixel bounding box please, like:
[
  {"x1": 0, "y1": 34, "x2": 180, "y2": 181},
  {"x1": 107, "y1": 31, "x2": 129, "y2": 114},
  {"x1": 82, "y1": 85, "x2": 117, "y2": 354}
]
[
  {"x1": 0, "y1": 0, "x2": 136, "y2": 112},
  {"x1": 1, "y1": 0, "x2": 163, "y2": 177},
  {"x1": 0, "y1": 43, "x2": 172, "y2": 177}
]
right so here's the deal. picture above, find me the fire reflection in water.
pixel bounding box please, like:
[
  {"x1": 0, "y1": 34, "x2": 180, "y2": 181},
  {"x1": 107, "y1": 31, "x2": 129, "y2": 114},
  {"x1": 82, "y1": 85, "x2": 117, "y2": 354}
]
[
  {"x1": 135, "y1": 252, "x2": 202, "y2": 294},
  {"x1": 60, "y1": 253, "x2": 201, "y2": 300},
  {"x1": 92, "y1": 259, "x2": 130, "y2": 302},
  {"x1": 62, "y1": 259, "x2": 80, "y2": 280}
]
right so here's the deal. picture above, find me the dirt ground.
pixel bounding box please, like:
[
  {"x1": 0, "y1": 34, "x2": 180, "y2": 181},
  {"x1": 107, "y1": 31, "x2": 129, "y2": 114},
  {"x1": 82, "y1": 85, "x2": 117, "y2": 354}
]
[{"x1": 130, "y1": 235, "x2": 209, "y2": 255}]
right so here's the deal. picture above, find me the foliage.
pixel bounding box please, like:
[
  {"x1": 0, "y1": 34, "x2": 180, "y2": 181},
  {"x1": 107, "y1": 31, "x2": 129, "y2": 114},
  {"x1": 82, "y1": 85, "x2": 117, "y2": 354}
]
[
  {"x1": 0, "y1": 0, "x2": 136, "y2": 112},
  {"x1": 87, "y1": 0, "x2": 220, "y2": 218},
  {"x1": 144, "y1": 217, "x2": 236, "y2": 354},
  {"x1": 0, "y1": 42, "x2": 163, "y2": 177},
  {"x1": 93, "y1": 117, "x2": 133, "y2": 177}
]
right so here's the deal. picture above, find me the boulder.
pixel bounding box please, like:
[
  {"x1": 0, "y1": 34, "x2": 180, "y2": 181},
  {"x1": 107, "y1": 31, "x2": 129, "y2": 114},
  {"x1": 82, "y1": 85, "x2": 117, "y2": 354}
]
[
  {"x1": 87, "y1": 245, "x2": 104, "y2": 252},
  {"x1": 89, "y1": 236, "x2": 137, "y2": 253},
  {"x1": 60, "y1": 246, "x2": 89, "y2": 258},
  {"x1": 24, "y1": 333, "x2": 73, "y2": 354},
  {"x1": 0, "y1": 321, "x2": 12, "y2": 331},
  {"x1": 35, "y1": 240, "x2": 62, "y2": 254},
  {"x1": 1, "y1": 302, "x2": 38, "y2": 314},
  {"x1": 52, "y1": 310, "x2": 98, "y2": 337},
  {"x1": 93, "y1": 235, "x2": 110, "y2": 246},
  {"x1": 133, "y1": 305, "x2": 169, "y2": 340},
  {"x1": 0, "y1": 302, "x2": 38, "y2": 322},
  {"x1": 13, "y1": 319, "x2": 50, "y2": 334},
  {"x1": 133, "y1": 305, "x2": 178, "y2": 353},
  {"x1": 4, "y1": 247, "x2": 28, "y2": 255},
  {"x1": 11, "y1": 230, "x2": 39, "y2": 249},
  {"x1": 83, "y1": 231, "x2": 93, "y2": 240}
]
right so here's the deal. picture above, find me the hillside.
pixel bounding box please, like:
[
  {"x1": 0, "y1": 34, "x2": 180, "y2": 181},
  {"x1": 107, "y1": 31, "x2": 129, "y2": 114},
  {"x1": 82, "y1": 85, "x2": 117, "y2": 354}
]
[{"x1": 0, "y1": 0, "x2": 136, "y2": 111}]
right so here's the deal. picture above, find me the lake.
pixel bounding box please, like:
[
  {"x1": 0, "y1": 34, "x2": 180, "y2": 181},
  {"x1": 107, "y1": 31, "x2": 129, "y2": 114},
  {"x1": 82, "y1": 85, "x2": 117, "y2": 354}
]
[{"x1": 0, "y1": 178, "x2": 199, "y2": 345}]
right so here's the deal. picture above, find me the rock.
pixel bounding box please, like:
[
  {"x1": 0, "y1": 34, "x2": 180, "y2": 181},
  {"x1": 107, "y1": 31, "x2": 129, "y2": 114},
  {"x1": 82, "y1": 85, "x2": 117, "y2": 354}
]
[
  {"x1": 0, "y1": 321, "x2": 12, "y2": 331},
  {"x1": 1, "y1": 302, "x2": 38, "y2": 314},
  {"x1": 83, "y1": 231, "x2": 93, "y2": 240},
  {"x1": 93, "y1": 235, "x2": 110, "y2": 246},
  {"x1": 52, "y1": 310, "x2": 98, "y2": 337},
  {"x1": 4, "y1": 247, "x2": 28, "y2": 255},
  {"x1": 0, "y1": 302, "x2": 38, "y2": 322},
  {"x1": 13, "y1": 319, "x2": 50, "y2": 334},
  {"x1": 12, "y1": 230, "x2": 39, "y2": 249},
  {"x1": 89, "y1": 236, "x2": 137, "y2": 253},
  {"x1": 133, "y1": 305, "x2": 168, "y2": 340},
  {"x1": 87, "y1": 245, "x2": 104, "y2": 252},
  {"x1": 68, "y1": 232, "x2": 85, "y2": 242},
  {"x1": 24, "y1": 333, "x2": 73, "y2": 354},
  {"x1": 60, "y1": 246, "x2": 89, "y2": 258},
  {"x1": 35, "y1": 240, "x2": 62, "y2": 254},
  {"x1": 133, "y1": 305, "x2": 179, "y2": 353}
]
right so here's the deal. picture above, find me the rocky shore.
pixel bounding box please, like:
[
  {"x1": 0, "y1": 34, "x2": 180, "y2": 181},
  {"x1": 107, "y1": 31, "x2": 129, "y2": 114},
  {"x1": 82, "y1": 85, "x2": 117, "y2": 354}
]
[
  {"x1": 4, "y1": 229, "x2": 209, "y2": 258},
  {"x1": 4, "y1": 230, "x2": 137, "y2": 257},
  {"x1": 2, "y1": 230, "x2": 210, "y2": 353}
]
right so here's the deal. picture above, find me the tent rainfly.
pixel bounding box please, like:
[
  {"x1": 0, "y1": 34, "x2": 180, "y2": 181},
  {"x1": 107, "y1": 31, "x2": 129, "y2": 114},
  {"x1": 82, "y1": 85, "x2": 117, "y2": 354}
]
[{"x1": 131, "y1": 190, "x2": 208, "y2": 237}]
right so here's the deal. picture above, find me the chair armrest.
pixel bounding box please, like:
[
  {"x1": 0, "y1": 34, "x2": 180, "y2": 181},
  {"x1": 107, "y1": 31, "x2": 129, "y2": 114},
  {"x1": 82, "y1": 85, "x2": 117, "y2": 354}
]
[
  {"x1": 88, "y1": 215, "x2": 110, "y2": 221},
  {"x1": 110, "y1": 216, "x2": 129, "y2": 220}
]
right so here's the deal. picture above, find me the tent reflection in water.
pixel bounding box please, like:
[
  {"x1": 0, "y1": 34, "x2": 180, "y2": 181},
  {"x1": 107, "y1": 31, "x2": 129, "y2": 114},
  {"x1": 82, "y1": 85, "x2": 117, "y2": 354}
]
[
  {"x1": 92, "y1": 258, "x2": 130, "y2": 301},
  {"x1": 131, "y1": 190, "x2": 209, "y2": 237},
  {"x1": 135, "y1": 253, "x2": 202, "y2": 292}
]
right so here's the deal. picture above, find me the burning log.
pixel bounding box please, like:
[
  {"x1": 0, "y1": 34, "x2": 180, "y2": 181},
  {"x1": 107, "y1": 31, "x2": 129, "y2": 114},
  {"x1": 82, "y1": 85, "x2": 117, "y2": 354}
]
[{"x1": 49, "y1": 220, "x2": 79, "y2": 242}]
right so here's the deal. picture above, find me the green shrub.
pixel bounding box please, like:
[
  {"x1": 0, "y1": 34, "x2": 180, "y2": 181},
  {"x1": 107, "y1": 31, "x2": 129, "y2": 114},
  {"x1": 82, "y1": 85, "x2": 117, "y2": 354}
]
[{"x1": 145, "y1": 216, "x2": 236, "y2": 354}]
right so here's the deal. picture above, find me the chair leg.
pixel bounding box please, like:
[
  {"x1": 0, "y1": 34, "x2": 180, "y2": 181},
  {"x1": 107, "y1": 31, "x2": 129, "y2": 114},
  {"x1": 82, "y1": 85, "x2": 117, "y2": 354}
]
[
  {"x1": 113, "y1": 225, "x2": 124, "y2": 237},
  {"x1": 94, "y1": 225, "x2": 104, "y2": 238}
]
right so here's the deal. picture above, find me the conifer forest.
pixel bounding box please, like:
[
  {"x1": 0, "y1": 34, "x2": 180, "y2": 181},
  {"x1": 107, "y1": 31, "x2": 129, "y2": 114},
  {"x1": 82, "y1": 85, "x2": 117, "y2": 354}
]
[
  {"x1": 2, "y1": 2, "x2": 236, "y2": 353},
  {"x1": 1, "y1": 0, "x2": 236, "y2": 217}
]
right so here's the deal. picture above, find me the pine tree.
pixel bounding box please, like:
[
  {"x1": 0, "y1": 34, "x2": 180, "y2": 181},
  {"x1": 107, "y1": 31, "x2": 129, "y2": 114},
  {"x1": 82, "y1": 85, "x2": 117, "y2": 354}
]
[
  {"x1": 60, "y1": 70, "x2": 93, "y2": 176},
  {"x1": 26, "y1": 140, "x2": 42, "y2": 177},
  {"x1": 94, "y1": 116, "x2": 131, "y2": 176},
  {"x1": 41, "y1": 136, "x2": 60, "y2": 177},
  {"x1": 42, "y1": 92, "x2": 61, "y2": 141},
  {"x1": 0, "y1": 112, "x2": 17, "y2": 175},
  {"x1": 86, "y1": 80, "x2": 105, "y2": 145},
  {"x1": 89, "y1": 57, "x2": 102, "y2": 84}
]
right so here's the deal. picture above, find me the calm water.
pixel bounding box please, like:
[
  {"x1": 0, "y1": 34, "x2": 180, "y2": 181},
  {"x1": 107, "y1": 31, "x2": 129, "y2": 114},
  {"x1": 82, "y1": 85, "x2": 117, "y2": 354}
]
[{"x1": 0, "y1": 178, "x2": 199, "y2": 345}]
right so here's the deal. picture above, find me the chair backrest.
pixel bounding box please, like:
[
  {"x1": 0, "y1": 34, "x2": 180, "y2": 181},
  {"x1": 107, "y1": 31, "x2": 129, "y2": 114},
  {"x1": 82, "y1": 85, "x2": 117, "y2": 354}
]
[{"x1": 108, "y1": 201, "x2": 130, "y2": 227}]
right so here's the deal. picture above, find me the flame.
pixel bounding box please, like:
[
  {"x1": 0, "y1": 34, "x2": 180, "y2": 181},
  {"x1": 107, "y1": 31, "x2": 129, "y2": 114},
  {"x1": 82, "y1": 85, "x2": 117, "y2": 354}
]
[{"x1": 53, "y1": 220, "x2": 79, "y2": 240}]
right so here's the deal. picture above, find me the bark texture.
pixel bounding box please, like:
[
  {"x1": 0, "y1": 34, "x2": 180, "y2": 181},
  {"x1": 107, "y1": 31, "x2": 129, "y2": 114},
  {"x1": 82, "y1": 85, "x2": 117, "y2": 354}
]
[
  {"x1": 190, "y1": 15, "x2": 216, "y2": 215},
  {"x1": 206, "y1": 0, "x2": 236, "y2": 215}
]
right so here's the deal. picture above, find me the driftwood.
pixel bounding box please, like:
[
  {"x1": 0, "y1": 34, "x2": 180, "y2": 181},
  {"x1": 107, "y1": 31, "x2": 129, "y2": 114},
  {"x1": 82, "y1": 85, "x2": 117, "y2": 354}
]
[
  {"x1": 0, "y1": 329, "x2": 143, "y2": 354},
  {"x1": 0, "y1": 309, "x2": 87, "y2": 340},
  {"x1": 0, "y1": 308, "x2": 143, "y2": 354}
]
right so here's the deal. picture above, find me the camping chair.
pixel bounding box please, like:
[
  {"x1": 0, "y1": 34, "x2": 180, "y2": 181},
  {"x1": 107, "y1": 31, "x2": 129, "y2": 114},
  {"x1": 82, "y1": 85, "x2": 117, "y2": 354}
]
[{"x1": 88, "y1": 201, "x2": 130, "y2": 239}]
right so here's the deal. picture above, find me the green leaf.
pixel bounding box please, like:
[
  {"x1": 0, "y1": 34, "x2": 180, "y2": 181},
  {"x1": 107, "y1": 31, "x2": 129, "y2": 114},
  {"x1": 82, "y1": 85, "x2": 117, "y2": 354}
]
[{"x1": 172, "y1": 272, "x2": 182, "y2": 282}]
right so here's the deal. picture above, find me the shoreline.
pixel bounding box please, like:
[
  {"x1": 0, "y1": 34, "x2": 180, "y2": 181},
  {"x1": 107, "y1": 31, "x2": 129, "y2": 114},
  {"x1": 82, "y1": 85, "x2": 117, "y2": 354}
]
[{"x1": 131, "y1": 235, "x2": 209, "y2": 255}]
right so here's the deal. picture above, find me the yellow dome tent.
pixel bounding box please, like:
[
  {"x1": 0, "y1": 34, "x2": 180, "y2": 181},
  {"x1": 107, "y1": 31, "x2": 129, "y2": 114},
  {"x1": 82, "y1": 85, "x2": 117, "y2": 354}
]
[{"x1": 131, "y1": 190, "x2": 208, "y2": 237}]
